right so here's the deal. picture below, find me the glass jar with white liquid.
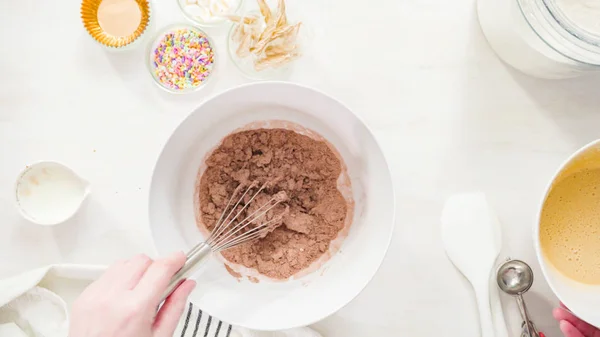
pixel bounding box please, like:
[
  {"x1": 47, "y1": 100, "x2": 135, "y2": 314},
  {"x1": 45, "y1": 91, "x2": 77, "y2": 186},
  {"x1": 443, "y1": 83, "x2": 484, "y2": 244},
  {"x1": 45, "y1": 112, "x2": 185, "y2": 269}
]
[{"x1": 478, "y1": 0, "x2": 600, "y2": 79}]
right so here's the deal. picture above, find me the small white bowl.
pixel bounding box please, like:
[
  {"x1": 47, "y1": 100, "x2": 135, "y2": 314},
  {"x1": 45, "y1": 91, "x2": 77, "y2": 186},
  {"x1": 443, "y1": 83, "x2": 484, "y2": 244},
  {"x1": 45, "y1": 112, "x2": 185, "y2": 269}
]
[
  {"x1": 535, "y1": 139, "x2": 600, "y2": 327},
  {"x1": 2, "y1": 286, "x2": 70, "y2": 336},
  {"x1": 177, "y1": 0, "x2": 244, "y2": 27},
  {"x1": 15, "y1": 161, "x2": 90, "y2": 226}
]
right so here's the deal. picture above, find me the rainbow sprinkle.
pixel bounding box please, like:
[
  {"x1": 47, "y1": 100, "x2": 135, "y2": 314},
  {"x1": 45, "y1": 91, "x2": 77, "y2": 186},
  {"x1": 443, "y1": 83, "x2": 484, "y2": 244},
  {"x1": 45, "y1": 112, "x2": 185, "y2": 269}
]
[{"x1": 151, "y1": 27, "x2": 215, "y2": 91}]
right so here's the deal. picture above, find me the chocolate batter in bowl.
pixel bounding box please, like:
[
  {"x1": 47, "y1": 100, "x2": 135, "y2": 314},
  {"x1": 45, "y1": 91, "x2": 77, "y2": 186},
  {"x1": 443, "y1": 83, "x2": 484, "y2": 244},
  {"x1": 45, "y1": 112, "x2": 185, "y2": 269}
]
[
  {"x1": 195, "y1": 126, "x2": 354, "y2": 280},
  {"x1": 148, "y1": 82, "x2": 395, "y2": 330}
]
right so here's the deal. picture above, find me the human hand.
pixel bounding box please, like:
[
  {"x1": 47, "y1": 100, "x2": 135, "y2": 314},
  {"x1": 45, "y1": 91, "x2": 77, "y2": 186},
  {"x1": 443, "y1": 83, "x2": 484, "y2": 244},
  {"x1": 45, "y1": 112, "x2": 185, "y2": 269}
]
[
  {"x1": 69, "y1": 252, "x2": 195, "y2": 337},
  {"x1": 554, "y1": 303, "x2": 600, "y2": 337}
]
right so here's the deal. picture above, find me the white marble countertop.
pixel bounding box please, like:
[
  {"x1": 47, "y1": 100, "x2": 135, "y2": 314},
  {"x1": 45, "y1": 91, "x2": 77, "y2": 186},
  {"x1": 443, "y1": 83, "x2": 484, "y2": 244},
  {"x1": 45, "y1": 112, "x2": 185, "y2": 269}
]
[{"x1": 2, "y1": 0, "x2": 600, "y2": 336}]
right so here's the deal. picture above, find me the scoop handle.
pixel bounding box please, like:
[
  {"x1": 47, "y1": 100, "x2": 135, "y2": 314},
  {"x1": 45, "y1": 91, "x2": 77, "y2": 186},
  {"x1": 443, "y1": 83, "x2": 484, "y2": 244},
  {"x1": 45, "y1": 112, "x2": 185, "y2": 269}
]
[
  {"x1": 160, "y1": 242, "x2": 211, "y2": 303},
  {"x1": 516, "y1": 295, "x2": 535, "y2": 337}
]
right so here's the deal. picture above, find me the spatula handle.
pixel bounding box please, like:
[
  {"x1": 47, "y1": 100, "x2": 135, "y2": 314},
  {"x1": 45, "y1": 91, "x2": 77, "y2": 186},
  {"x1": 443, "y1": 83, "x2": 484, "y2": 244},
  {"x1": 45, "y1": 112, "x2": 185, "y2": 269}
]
[
  {"x1": 490, "y1": 281, "x2": 509, "y2": 337},
  {"x1": 475, "y1": 280, "x2": 496, "y2": 337}
]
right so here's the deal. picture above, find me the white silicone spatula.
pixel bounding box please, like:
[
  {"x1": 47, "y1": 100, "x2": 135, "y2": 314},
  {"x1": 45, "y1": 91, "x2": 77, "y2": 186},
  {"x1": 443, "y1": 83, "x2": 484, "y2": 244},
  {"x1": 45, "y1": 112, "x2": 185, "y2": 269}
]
[{"x1": 441, "y1": 192, "x2": 508, "y2": 337}]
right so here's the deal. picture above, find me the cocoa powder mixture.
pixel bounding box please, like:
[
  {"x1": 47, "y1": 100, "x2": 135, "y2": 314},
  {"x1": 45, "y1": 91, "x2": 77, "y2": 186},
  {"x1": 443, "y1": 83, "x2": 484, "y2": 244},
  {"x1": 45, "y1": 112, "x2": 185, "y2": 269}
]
[{"x1": 197, "y1": 128, "x2": 348, "y2": 279}]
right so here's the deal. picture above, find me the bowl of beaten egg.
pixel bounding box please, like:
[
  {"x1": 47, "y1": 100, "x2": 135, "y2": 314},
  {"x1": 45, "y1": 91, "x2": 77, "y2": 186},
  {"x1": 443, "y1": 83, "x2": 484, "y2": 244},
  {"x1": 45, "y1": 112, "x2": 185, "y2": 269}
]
[{"x1": 536, "y1": 139, "x2": 600, "y2": 328}]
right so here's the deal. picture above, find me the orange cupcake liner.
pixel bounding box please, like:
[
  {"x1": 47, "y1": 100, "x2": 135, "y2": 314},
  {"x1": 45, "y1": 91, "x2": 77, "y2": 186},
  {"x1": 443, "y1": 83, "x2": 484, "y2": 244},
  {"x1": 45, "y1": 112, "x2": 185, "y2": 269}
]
[{"x1": 81, "y1": 0, "x2": 151, "y2": 48}]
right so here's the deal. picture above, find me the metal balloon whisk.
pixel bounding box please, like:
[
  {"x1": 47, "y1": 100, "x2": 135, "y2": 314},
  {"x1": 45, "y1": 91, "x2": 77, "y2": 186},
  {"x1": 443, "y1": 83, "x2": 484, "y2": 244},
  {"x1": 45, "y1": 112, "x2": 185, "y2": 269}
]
[{"x1": 161, "y1": 180, "x2": 287, "y2": 301}]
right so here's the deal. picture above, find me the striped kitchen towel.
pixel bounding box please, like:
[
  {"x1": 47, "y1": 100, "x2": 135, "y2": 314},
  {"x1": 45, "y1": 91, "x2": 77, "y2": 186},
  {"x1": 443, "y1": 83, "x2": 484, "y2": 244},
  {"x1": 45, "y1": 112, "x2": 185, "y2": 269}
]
[
  {"x1": 175, "y1": 303, "x2": 232, "y2": 337},
  {"x1": 173, "y1": 303, "x2": 323, "y2": 337}
]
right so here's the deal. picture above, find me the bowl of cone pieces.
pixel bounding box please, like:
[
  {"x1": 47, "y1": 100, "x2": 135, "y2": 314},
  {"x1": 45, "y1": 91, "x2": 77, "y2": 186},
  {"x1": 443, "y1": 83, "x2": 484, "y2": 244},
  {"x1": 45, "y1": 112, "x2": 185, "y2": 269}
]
[{"x1": 225, "y1": 0, "x2": 306, "y2": 79}]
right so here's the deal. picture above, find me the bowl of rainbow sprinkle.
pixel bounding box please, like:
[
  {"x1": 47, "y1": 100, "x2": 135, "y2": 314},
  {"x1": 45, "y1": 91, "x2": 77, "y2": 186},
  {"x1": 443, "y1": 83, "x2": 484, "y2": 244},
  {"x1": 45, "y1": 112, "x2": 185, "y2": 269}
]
[{"x1": 147, "y1": 24, "x2": 216, "y2": 93}]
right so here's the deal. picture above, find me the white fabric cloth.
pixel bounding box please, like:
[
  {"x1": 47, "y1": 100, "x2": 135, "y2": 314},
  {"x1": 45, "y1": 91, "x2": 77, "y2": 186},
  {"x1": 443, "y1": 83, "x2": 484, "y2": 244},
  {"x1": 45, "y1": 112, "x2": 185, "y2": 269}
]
[{"x1": 0, "y1": 264, "x2": 322, "y2": 337}]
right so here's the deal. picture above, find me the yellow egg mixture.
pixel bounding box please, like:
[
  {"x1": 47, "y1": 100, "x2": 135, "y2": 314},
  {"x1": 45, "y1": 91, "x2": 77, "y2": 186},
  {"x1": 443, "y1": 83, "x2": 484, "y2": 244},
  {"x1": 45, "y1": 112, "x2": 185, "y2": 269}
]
[{"x1": 540, "y1": 168, "x2": 600, "y2": 284}]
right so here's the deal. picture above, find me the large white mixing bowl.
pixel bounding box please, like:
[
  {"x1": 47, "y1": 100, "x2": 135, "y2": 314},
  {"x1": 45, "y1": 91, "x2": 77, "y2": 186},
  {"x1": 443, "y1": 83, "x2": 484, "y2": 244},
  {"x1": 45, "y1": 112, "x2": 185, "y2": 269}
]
[{"x1": 148, "y1": 82, "x2": 395, "y2": 330}]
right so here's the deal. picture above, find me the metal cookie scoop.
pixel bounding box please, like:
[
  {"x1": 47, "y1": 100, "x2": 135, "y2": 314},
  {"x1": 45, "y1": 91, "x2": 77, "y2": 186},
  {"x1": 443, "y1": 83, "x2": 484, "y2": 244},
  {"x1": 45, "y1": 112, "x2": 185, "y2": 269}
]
[{"x1": 496, "y1": 259, "x2": 544, "y2": 337}]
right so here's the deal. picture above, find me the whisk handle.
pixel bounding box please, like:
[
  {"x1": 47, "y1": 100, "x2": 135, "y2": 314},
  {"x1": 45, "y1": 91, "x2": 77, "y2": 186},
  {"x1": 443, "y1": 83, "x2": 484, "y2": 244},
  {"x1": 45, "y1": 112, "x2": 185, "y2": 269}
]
[{"x1": 160, "y1": 242, "x2": 211, "y2": 303}]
